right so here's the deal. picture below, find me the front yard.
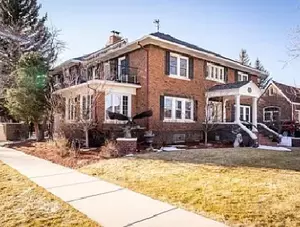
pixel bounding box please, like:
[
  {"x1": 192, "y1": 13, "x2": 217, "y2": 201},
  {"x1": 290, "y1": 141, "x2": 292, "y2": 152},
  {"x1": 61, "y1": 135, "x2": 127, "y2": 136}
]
[
  {"x1": 0, "y1": 161, "x2": 99, "y2": 227},
  {"x1": 81, "y1": 148, "x2": 300, "y2": 227}
]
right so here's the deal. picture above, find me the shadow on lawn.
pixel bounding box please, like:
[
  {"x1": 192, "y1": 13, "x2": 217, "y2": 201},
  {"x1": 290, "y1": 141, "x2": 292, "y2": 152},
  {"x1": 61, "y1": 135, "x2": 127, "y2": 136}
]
[{"x1": 136, "y1": 148, "x2": 300, "y2": 172}]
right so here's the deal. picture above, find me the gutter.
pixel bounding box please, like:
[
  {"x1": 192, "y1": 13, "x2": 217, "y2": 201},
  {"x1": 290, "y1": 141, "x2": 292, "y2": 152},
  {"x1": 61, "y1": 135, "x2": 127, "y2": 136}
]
[{"x1": 138, "y1": 42, "x2": 150, "y2": 130}]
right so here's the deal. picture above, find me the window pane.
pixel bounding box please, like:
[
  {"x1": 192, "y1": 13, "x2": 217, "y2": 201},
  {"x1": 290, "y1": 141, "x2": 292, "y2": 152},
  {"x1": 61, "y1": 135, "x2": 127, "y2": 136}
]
[
  {"x1": 273, "y1": 111, "x2": 279, "y2": 121},
  {"x1": 240, "y1": 107, "x2": 244, "y2": 121},
  {"x1": 185, "y1": 101, "x2": 191, "y2": 119},
  {"x1": 238, "y1": 74, "x2": 242, "y2": 81},
  {"x1": 215, "y1": 67, "x2": 218, "y2": 79},
  {"x1": 164, "y1": 98, "x2": 172, "y2": 119},
  {"x1": 243, "y1": 75, "x2": 248, "y2": 81},
  {"x1": 105, "y1": 95, "x2": 112, "y2": 119},
  {"x1": 265, "y1": 112, "x2": 271, "y2": 121},
  {"x1": 245, "y1": 107, "x2": 250, "y2": 122},
  {"x1": 176, "y1": 100, "x2": 182, "y2": 119},
  {"x1": 180, "y1": 58, "x2": 187, "y2": 77},
  {"x1": 170, "y1": 56, "x2": 178, "y2": 75},
  {"x1": 113, "y1": 95, "x2": 121, "y2": 113},
  {"x1": 82, "y1": 96, "x2": 87, "y2": 119},
  {"x1": 122, "y1": 96, "x2": 128, "y2": 116}
]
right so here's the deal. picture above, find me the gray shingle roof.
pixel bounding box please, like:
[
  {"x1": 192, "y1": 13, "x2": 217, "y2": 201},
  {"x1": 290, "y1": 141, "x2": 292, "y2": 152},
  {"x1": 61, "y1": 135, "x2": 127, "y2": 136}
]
[
  {"x1": 208, "y1": 81, "x2": 249, "y2": 92},
  {"x1": 273, "y1": 81, "x2": 300, "y2": 103},
  {"x1": 150, "y1": 32, "x2": 258, "y2": 71}
]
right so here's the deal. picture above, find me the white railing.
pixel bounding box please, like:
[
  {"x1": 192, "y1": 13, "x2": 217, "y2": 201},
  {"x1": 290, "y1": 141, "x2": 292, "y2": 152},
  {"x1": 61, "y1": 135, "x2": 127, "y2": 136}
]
[{"x1": 257, "y1": 122, "x2": 282, "y2": 138}]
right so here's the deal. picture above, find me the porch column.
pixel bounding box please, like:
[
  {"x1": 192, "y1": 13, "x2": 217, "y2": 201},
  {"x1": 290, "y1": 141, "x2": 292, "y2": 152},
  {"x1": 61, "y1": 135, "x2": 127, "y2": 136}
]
[
  {"x1": 223, "y1": 98, "x2": 227, "y2": 122},
  {"x1": 235, "y1": 95, "x2": 241, "y2": 123},
  {"x1": 252, "y1": 97, "x2": 258, "y2": 132}
]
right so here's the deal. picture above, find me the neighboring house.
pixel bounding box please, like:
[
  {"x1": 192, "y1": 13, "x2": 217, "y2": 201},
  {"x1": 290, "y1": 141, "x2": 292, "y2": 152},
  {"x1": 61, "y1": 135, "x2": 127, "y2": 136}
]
[
  {"x1": 258, "y1": 80, "x2": 300, "y2": 125},
  {"x1": 52, "y1": 31, "x2": 267, "y2": 145}
]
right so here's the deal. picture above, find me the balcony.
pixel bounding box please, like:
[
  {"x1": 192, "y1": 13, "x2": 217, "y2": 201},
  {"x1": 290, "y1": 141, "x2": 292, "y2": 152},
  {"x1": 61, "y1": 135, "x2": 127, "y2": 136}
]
[{"x1": 53, "y1": 64, "x2": 139, "y2": 90}]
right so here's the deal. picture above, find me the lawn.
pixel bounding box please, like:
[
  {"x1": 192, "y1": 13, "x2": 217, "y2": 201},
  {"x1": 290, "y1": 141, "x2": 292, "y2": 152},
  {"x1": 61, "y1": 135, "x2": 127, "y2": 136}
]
[
  {"x1": 81, "y1": 148, "x2": 300, "y2": 227},
  {"x1": 0, "y1": 161, "x2": 99, "y2": 227}
]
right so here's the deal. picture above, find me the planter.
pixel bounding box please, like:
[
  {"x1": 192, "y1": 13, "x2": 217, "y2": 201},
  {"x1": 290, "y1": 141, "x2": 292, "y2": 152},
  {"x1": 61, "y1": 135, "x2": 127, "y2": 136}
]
[{"x1": 116, "y1": 138, "x2": 137, "y2": 155}]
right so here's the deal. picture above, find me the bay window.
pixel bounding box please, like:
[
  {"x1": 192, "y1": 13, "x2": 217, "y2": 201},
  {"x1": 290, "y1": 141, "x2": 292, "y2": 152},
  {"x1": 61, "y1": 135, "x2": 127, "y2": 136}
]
[{"x1": 163, "y1": 96, "x2": 194, "y2": 122}]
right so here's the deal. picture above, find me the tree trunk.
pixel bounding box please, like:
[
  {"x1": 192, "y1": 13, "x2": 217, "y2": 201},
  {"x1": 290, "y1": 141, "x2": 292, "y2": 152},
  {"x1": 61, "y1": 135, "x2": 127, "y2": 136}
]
[
  {"x1": 84, "y1": 127, "x2": 89, "y2": 148},
  {"x1": 204, "y1": 131, "x2": 208, "y2": 147},
  {"x1": 34, "y1": 122, "x2": 43, "y2": 142}
]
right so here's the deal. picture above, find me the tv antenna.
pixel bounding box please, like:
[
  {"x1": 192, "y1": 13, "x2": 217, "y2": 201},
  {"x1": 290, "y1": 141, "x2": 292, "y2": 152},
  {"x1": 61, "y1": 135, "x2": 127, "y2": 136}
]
[{"x1": 153, "y1": 19, "x2": 160, "y2": 32}]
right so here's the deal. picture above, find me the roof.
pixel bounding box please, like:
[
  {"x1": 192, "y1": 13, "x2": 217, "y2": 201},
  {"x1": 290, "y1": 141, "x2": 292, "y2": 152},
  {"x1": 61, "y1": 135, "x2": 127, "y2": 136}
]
[
  {"x1": 150, "y1": 32, "x2": 261, "y2": 72},
  {"x1": 208, "y1": 81, "x2": 249, "y2": 92},
  {"x1": 273, "y1": 81, "x2": 300, "y2": 103}
]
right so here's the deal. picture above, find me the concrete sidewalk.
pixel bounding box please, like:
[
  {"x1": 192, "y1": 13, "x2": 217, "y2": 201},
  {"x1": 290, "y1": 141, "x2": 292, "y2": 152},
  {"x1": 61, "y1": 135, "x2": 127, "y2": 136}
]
[{"x1": 0, "y1": 147, "x2": 227, "y2": 227}]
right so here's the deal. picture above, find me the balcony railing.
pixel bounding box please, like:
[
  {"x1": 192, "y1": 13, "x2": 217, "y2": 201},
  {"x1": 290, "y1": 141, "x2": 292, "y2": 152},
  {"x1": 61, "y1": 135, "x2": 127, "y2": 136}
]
[{"x1": 53, "y1": 65, "x2": 139, "y2": 90}]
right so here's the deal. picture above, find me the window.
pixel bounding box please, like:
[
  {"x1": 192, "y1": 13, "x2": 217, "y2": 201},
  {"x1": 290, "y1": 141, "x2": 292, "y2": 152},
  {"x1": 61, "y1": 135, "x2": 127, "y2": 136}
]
[
  {"x1": 163, "y1": 96, "x2": 194, "y2": 122},
  {"x1": 263, "y1": 107, "x2": 280, "y2": 122},
  {"x1": 164, "y1": 97, "x2": 173, "y2": 119},
  {"x1": 169, "y1": 53, "x2": 189, "y2": 78},
  {"x1": 206, "y1": 63, "x2": 225, "y2": 83},
  {"x1": 237, "y1": 72, "x2": 248, "y2": 81},
  {"x1": 207, "y1": 101, "x2": 222, "y2": 122},
  {"x1": 239, "y1": 105, "x2": 251, "y2": 122},
  {"x1": 269, "y1": 87, "x2": 275, "y2": 96},
  {"x1": 175, "y1": 100, "x2": 182, "y2": 119},
  {"x1": 105, "y1": 93, "x2": 131, "y2": 120},
  {"x1": 67, "y1": 96, "x2": 80, "y2": 121},
  {"x1": 82, "y1": 95, "x2": 93, "y2": 120},
  {"x1": 295, "y1": 110, "x2": 300, "y2": 123},
  {"x1": 118, "y1": 56, "x2": 127, "y2": 82}
]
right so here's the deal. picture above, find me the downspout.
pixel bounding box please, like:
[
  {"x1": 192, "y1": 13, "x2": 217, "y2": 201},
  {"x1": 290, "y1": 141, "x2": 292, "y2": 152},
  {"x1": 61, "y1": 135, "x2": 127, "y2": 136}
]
[{"x1": 138, "y1": 42, "x2": 150, "y2": 130}]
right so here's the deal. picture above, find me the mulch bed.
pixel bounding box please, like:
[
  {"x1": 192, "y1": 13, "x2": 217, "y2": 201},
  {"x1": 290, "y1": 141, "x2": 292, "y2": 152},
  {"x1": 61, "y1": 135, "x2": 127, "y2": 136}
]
[{"x1": 6, "y1": 141, "x2": 103, "y2": 169}]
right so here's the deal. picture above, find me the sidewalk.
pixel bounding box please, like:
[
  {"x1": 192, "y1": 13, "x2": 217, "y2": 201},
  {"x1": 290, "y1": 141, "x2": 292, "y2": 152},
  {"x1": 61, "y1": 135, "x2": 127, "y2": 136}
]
[{"x1": 0, "y1": 147, "x2": 227, "y2": 227}]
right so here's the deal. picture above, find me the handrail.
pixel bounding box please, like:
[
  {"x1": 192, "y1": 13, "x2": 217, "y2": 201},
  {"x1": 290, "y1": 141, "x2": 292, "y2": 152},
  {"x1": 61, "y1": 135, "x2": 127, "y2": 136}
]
[
  {"x1": 257, "y1": 122, "x2": 282, "y2": 138},
  {"x1": 237, "y1": 121, "x2": 257, "y2": 140}
]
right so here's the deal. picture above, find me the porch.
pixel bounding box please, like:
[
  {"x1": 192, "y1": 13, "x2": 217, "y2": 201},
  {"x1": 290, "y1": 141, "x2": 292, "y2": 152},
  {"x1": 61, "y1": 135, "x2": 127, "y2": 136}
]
[{"x1": 206, "y1": 81, "x2": 262, "y2": 133}]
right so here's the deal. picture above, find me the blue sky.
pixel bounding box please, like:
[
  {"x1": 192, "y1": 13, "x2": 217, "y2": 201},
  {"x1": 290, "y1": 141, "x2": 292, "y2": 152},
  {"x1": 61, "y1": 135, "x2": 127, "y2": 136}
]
[{"x1": 40, "y1": 0, "x2": 300, "y2": 86}]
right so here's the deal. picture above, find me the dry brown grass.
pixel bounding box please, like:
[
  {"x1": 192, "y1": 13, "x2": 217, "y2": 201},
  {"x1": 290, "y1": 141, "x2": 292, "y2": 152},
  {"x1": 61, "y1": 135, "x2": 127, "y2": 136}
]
[
  {"x1": 0, "y1": 161, "x2": 100, "y2": 227},
  {"x1": 81, "y1": 148, "x2": 300, "y2": 227}
]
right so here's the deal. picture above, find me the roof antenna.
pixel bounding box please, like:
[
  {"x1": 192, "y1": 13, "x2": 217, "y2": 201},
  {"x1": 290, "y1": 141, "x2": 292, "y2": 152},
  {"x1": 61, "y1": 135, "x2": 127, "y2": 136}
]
[{"x1": 153, "y1": 19, "x2": 160, "y2": 32}]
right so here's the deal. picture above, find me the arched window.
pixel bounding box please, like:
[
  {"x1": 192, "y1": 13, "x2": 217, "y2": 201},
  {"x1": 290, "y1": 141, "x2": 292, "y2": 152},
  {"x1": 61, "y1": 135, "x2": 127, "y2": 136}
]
[{"x1": 263, "y1": 106, "x2": 280, "y2": 122}]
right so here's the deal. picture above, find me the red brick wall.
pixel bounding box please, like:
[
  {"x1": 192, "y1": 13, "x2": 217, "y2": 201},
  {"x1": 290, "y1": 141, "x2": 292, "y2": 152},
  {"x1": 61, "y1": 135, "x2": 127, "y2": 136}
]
[{"x1": 258, "y1": 89, "x2": 292, "y2": 122}]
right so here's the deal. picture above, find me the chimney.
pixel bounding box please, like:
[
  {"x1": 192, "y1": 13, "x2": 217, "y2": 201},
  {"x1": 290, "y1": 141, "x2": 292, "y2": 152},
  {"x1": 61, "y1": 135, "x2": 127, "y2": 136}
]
[{"x1": 106, "y1": 30, "x2": 122, "y2": 46}]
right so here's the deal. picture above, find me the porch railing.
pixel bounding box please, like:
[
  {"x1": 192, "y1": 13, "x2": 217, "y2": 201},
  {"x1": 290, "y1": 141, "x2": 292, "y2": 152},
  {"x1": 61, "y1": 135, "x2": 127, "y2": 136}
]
[{"x1": 53, "y1": 65, "x2": 139, "y2": 90}]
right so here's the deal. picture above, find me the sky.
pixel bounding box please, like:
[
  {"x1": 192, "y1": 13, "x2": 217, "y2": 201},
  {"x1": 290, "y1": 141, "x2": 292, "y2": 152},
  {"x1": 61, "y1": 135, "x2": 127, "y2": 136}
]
[{"x1": 40, "y1": 0, "x2": 300, "y2": 86}]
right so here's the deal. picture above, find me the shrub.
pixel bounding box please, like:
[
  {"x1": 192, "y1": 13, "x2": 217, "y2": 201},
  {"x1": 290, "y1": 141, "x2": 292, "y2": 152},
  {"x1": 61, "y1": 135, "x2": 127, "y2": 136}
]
[{"x1": 100, "y1": 140, "x2": 120, "y2": 158}]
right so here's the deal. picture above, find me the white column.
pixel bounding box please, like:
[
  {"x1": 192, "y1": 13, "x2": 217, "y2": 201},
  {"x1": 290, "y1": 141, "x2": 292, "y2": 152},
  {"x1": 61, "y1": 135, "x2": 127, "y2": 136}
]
[
  {"x1": 235, "y1": 95, "x2": 241, "y2": 123},
  {"x1": 252, "y1": 97, "x2": 258, "y2": 132},
  {"x1": 223, "y1": 99, "x2": 227, "y2": 122}
]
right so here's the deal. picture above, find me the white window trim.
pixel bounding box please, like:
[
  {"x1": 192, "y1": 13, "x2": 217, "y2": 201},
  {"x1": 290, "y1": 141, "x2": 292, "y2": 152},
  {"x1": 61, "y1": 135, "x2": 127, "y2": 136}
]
[
  {"x1": 295, "y1": 110, "x2": 300, "y2": 123},
  {"x1": 169, "y1": 52, "x2": 190, "y2": 80},
  {"x1": 269, "y1": 86, "x2": 275, "y2": 96},
  {"x1": 239, "y1": 105, "x2": 251, "y2": 122},
  {"x1": 104, "y1": 93, "x2": 132, "y2": 124},
  {"x1": 263, "y1": 106, "x2": 280, "y2": 122},
  {"x1": 118, "y1": 56, "x2": 127, "y2": 81},
  {"x1": 206, "y1": 63, "x2": 225, "y2": 83},
  {"x1": 81, "y1": 94, "x2": 93, "y2": 121},
  {"x1": 207, "y1": 101, "x2": 222, "y2": 122},
  {"x1": 238, "y1": 71, "x2": 249, "y2": 81},
  {"x1": 163, "y1": 96, "x2": 194, "y2": 123}
]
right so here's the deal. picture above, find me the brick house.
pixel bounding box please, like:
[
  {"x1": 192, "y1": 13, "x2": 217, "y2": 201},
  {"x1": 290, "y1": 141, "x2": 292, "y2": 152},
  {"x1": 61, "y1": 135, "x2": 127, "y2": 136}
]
[
  {"x1": 52, "y1": 31, "x2": 267, "y2": 145},
  {"x1": 258, "y1": 80, "x2": 300, "y2": 128}
]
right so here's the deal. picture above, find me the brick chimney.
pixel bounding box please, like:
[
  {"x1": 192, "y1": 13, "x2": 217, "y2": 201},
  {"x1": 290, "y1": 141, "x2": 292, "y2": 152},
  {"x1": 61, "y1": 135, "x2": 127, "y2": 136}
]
[{"x1": 106, "y1": 30, "x2": 122, "y2": 46}]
